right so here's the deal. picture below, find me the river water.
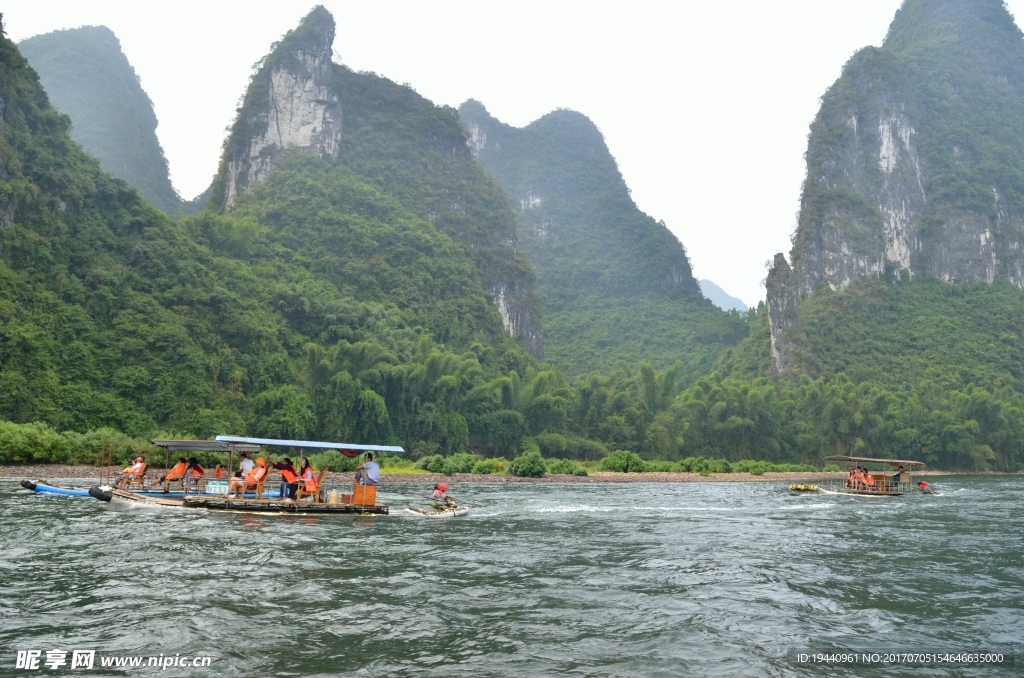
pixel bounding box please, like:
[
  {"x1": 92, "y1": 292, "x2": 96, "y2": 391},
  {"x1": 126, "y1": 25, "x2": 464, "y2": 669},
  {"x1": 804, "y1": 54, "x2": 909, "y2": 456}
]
[{"x1": 2, "y1": 476, "x2": 1021, "y2": 676}]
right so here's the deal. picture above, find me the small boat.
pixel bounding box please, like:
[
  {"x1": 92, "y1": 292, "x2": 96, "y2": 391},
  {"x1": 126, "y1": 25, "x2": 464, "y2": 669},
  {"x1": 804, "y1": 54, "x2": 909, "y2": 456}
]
[
  {"x1": 814, "y1": 455, "x2": 930, "y2": 496},
  {"x1": 404, "y1": 503, "x2": 470, "y2": 517},
  {"x1": 788, "y1": 484, "x2": 820, "y2": 492}
]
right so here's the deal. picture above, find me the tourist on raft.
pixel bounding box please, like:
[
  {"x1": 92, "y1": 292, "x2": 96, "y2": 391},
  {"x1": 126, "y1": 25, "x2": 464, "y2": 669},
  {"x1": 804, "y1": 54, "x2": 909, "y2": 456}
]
[
  {"x1": 227, "y1": 456, "x2": 267, "y2": 498},
  {"x1": 185, "y1": 457, "x2": 205, "y2": 488},
  {"x1": 270, "y1": 457, "x2": 300, "y2": 501},
  {"x1": 354, "y1": 452, "x2": 380, "y2": 486},
  {"x1": 115, "y1": 456, "x2": 146, "y2": 486},
  {"x1": 234, "y1": 450, "x2": 254, "y2": 478},
  {"x1": 156, "y1": 457, "x2": 187, "y2": 486},
  {"x1": 298, "y1": 457, "x2": 318, "y2": 499}
]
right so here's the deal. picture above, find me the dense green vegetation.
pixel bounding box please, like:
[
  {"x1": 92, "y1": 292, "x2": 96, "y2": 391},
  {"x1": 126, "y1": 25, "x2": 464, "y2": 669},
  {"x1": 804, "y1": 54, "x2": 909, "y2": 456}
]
[
  {"x1": 458, "y1": 100, "x2": 748, "y2": 378},
  {"x1": 4, "y1": 5, "x2": 1024, "y2": 472},
  {"x1": 18, "y1": 26, "x2": 201, "y2": 216}
]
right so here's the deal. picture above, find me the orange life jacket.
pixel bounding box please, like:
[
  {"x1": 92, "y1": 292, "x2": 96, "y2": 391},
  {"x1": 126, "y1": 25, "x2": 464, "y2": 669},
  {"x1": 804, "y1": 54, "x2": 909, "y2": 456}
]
[
  {"x1": 166, "y1": 462, "x2": 187, "y2": 480},
  {"x1": 864, "y1": 473, "x2": 875, "y2": 486},
  {"x1": 215, "y1": 465, "x2": 223, "y2": 479},
  {"x1": 301, "y1": 467, "x2": 317, "y2": 492},
  {"x1": 281, "y1": 467, "x2": 299, "y2": 483},
  {"x1": 245, "y1": 466, "x2": 266, "y2": 483},
  {"x1": 189, "y1": 464, "x2": 205, "y2": 478}
]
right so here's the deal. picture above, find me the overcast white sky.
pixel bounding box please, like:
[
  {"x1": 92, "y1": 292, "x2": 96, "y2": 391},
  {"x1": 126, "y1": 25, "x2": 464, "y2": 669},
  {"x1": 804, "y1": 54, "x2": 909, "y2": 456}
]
[{"x1": 6, "y1": 1, "x2": 1024, "y2": 306}]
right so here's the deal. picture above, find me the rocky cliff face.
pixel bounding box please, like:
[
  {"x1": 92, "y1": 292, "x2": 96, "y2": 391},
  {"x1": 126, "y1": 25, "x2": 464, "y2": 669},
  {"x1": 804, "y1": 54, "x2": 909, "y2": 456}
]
[
  {"x1": 207, "y1": 9, "x2": 542, "y2": 359},
  {"x1": 770, "y1": 0, "x2": 1024, "y2": 371},
  {"x1": 214, "y1": 6, "x2": 341, "y2": 208},
  {"x1": 765, "y1": 254, "x2": 801, "y2": 374}
]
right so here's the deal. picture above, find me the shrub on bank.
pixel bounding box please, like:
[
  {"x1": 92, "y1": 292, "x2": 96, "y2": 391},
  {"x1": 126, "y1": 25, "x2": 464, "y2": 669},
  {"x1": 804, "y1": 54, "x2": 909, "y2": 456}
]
[
  {"x1": 731, "y1": 460, "x2": 816, "y2": 474},
  {"x1": 471, "y1": 458, "x2": 505, "y2": 474},
  {"x1": 674, "y1": 456, "x2": 732, "y2": 474},
  {"x1": 441, "y1": 453, "x2": 480, "y2": 475},
  {"x1": 545, "y1": 458, "x2": 588, "y2": 476},
  {"x1": 0, "y1": 421, "x2": 147, "y2": 465},
  {"x1": 509, "y1": 450, "x2": 546, "y2": 477},
  {"x1": 598, "y1": 450, "x2": 647, "y2": 473}
]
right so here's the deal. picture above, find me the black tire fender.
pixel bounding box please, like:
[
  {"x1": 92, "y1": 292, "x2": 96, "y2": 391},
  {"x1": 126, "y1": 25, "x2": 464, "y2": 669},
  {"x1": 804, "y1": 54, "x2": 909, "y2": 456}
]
[{"x1": 88, "y1": 485, "x2": 112, "y2": 502}]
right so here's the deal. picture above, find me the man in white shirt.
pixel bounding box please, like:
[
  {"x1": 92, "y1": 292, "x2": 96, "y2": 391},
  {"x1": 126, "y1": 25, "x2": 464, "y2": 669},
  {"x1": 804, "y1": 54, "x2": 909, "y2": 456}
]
[
  {"x1": 236, "y1": 451, "x2": 255, "y2": 478},
  {"x1": 354, "y1": 453, "x2": 380, "y2": 485}
]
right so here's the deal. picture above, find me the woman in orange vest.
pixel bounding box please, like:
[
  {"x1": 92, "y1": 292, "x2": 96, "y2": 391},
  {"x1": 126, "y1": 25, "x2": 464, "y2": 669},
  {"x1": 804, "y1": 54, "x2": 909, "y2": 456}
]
[
  {"x1": 227, "y1": 457, "x2": 267, "y2": 498},
  {"x1": 271, "y1": 458, "x2": 299, "y2": 501},
  {"x1": 298, "y1": 457, "x2": 318, "y2": 499}
]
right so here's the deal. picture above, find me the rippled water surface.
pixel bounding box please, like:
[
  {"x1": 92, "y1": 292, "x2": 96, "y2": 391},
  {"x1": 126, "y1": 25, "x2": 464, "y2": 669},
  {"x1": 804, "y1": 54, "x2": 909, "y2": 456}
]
[{"x1": 2, "y1": 476, "x2": 1022, "y2": 676}]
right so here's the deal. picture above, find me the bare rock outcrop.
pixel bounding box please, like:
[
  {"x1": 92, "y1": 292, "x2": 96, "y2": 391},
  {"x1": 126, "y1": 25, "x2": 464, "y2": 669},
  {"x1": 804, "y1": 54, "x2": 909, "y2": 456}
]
[
  {"x1": 765, "y1": 254, "x2": 802, "y2": 374},
  {"x1": 216, "y1": 6, "x2": 341, "y2": 208},
  {"x1": 790, "y1": 0, "x2": 1024, "y2": 297}
]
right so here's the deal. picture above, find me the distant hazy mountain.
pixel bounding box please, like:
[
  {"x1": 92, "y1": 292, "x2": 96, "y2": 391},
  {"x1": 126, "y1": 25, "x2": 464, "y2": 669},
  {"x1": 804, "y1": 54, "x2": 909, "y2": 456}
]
[
  {"x1": 459, "y1": 100, "x2": 747, "y2": 377},
  {"x1": 19, "y1": 26, "x2": 204, "y2": 216},
  {"x1": 698, "y1": 280, "x2": 748, "y2": 312}
]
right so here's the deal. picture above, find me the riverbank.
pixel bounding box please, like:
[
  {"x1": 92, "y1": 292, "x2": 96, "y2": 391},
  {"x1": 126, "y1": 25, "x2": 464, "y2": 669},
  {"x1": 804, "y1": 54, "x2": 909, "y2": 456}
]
[{"x1": 0, "y1": 464, "x2": 966, "y2": 484}]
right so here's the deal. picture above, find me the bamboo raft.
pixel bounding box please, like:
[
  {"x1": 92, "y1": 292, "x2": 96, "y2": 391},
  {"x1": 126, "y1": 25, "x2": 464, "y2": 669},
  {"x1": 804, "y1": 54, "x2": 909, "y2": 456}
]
[{"x1": 99, "y1": 487, "x2": 389, "y2": 514}]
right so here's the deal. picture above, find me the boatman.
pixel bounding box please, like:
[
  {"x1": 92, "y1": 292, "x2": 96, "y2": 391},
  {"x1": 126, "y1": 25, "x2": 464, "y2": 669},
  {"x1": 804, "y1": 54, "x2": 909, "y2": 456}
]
[{"x1": 354, "y1": 452, "x2": 380, "y2": 486}]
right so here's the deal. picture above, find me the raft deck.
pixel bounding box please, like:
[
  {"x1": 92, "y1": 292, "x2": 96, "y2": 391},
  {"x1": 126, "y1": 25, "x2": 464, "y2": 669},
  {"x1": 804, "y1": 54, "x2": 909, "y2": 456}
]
[{"x1": 182, "y1": 496, "x2": 389, "y2": 514}]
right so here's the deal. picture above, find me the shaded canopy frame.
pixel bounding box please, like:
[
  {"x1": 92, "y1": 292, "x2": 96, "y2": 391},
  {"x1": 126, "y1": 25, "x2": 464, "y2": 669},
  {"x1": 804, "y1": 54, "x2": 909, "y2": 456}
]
[
  {"x1": 825, "y1": 455, "x2": 926, "y2": 468},
  {"x1": 215, "y1": 436, "x2": 404, "y2": 458},
  {"x1": 150, "y1": 440, "x2": 263, "y2": 479}
]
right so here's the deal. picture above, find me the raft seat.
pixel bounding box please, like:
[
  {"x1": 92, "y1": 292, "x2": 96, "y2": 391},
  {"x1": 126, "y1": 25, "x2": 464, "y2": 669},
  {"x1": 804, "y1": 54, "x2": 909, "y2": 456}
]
[{"x1": 296, "y1": 468, "x2": 329, "y2": 503}]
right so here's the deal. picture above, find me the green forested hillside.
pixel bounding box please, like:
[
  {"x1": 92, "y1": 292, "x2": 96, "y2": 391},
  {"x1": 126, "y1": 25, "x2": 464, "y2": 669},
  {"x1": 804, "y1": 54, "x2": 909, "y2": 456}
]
[
  {"x1": 711, "y1": 278, "x2": 1024, "y2": 469},
  {"x1": 0, "y1": 10, "x2": 714, "y2": 464},
  {"x1": 458, "y1": 100, "x2": 747, "y2": 378},
  {"x1": 4, "y1": 5, "x2": 1023, "y2": 471},
  {"x1": 18, "y1": 26, "x2": 201, "y2": 216}
]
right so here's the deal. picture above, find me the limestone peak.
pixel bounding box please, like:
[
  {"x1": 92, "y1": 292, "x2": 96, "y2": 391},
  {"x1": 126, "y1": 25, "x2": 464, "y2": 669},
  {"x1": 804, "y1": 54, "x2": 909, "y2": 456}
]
[{"x1": 212, "y1": 6, "x2": 341, "y2": 209}]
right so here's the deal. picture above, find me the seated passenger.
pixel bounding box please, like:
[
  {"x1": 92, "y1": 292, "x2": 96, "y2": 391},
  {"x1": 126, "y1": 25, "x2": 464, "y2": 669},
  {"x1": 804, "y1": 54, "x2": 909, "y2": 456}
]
[
  {"x1": 227, "y1": 457, "x2": 267, "y2": 498},
  {"x1": 271, "y1": 458, "x2": 299, "y2": 501},
  {"x1": 157, "y1": 457, "x2": 188, "y2": 486},
  {"x1": 235, "y1": 451, "x2": 254, "y2": 478},
  {"x1": 298, "y1": 457, "x2": 318, "y2": 499},
  {"x1": 432, "y1": 483, "x2": 456, "y2": 507},
  {"x1": 185, "y1": 457, "x2": 205, "y2": 488},
  {"x1": 115, "y1": 456, "x2": 146, "y2": 486},
  {"x1": 354, "y1": 453, "x2": 380, "y2": 486}
]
